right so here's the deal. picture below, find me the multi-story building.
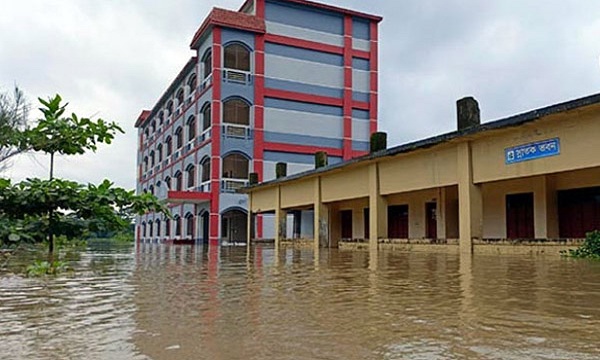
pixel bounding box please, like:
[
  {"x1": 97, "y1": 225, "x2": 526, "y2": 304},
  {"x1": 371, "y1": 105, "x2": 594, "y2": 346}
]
[{"x1": 135, "y1": 0, "x2": 382, "y2": 244}]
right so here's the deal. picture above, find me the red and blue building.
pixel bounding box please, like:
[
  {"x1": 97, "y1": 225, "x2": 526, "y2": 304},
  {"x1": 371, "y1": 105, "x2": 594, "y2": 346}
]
[{"x1": 135, "y1": 0, "x2": 382, "y2": 244}]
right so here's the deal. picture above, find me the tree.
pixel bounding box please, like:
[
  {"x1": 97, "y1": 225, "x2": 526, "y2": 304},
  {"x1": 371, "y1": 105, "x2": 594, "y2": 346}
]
[
  {"x1": 0, "y1": 86, "x2": 29, "y2": 172},
  {"x1": 0, "y1": 94, "x2": 167, "y2": 254}
]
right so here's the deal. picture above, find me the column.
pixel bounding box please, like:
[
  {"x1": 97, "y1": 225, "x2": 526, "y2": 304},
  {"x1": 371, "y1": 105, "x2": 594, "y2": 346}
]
[
  {"x1": 274, "y1": 186, "x2": 286, "y2": 248},
  {"x1": 313, "y1": 177, "x2": 329, "y2": 251},
  {"x1": 368, "y1": 163, "x2": 387, "y2": 252},
  {"x1": 457, "y1": 142, "x2": 483, "y2": 254},
  {"x1": 437, "y1": 187, "x2": 447, "y2": 240}
]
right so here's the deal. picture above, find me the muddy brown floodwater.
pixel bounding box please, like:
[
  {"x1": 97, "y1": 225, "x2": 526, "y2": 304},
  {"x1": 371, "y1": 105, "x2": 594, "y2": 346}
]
[{"x1": 1, "y1": 242, "x2": 600, "y2": 360}]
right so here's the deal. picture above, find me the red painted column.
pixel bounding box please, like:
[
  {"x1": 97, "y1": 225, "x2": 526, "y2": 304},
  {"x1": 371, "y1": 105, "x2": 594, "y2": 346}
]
[
  {"x1": 209, "y1": 27, "x2": 222, "y2": 245},
  {"x1": 254, "y1": 31, "x2": 266, "y2": 239},
  {"x1": 343, "y1": 15, "x2": 353, "y2": 161},
  {"x1": 256, "y1": 0, "x2": 265, "y2": 18},
  {"x1": 369, "y1": 21, "x2": 379, "y2": 135}
]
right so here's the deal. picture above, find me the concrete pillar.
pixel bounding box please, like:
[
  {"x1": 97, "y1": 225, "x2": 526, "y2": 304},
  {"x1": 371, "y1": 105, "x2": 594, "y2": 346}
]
[
  {"x1": 274, "y1": 186, "x2": 286, "y2": 248},
  {"x1": 545, "y1": 176, "x2": 559, "y2": 239},
  {"x1": 313, "y1": 177, "x2": 329, "y2": 249},
  {"x1": 457, "y1": 142, "x2": 483, "y2": 253},
  {"x1": 368, "y1": 163, "x2": 387, "y2": 252},
  {"x1": 437, "y1": 187, "x2": 447, "y2": 240}
]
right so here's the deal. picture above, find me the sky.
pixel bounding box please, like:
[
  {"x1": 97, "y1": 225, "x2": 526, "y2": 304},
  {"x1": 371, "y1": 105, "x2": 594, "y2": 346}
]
[{"x1": 1, "y1": 0, "x2": 599, "y2": 189}]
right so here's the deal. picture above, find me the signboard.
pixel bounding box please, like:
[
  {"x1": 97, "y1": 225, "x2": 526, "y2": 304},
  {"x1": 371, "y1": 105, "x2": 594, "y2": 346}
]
[{"x1": 505, "y1": 138, "x2": 560, "y2": 165}]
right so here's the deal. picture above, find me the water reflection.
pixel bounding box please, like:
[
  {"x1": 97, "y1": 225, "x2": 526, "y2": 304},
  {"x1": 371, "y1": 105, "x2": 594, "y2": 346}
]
[{"x1": 1, "y1": 243, "x2": 600, "y2": 359}]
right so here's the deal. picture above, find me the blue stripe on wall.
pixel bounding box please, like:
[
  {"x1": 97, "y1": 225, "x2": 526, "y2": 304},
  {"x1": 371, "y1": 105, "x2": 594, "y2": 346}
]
[
  {"x1": 352, "y1": 109, "x2": 370, "y2": 120},
  {"x1": 352, "y1": 18, "x2": 370, "y2": 40},
  {"x1": 265, "y1": 0, "x2": 344, "y2": 35},
  {"x1": 265, "y1": 97, "x2": 343, "y2": 116},
  {"x1": 352, "y1": 91, "x2": 370, "y2": 102},
  {"x1": 265, "y1": 131, "x2": 343, "y2": 148},
  {"x1": 352, "y1": 141, "x2": 370, "y2": 151},
  {"x1": 265, "y1": 77, "x2": 343, "y2": 99},
  {"x1": 352, "y1": 57, "x2": 370, "y2": 71},
  {"x1": 264, "y1": 151, "x2": 342, "y2": 165},
  {"x1": 266, "y1": 42, "x2": 343, "y2": 66}
]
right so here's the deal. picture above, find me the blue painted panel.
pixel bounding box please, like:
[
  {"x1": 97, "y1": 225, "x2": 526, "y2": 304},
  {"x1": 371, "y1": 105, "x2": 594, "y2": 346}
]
[
  {"x1": 352, "y1": 141, "x2": 370, "y2": 151},
  {"x1": 265, "y1": 0, "x2": 344, "y2": 35},
  {"x1": 222, "y1": 28, "x2": 255, "y2": 50},
  {"x1": 265, "y1": 42, "x2": 343, "y2": 66},
  {"x1": 352, "y1": 57, "x2": 370, "y2": 71},
  {"x1": 264, "y1": 151, "x2": 315, "y2": 164},
  {"x1": 264, "y1": 131, "x2": 343, "y2": 148},
  {"x1": 505, "y1": 138, "x2": 560, "y2": 165},
  {"x1": 265, "y1": 77, "x2": 343, "y2": 99},
  {"x1": 329, "y1": 156, "x2": 343, "y2": 165},
  {"x1": 352, "y1": 91, "x2": 370, "y2": 102},
  {"x1": 265, "y1": 97, "x2": 343, "y2": 116},
  {"x1": 221, "y1": 136, "x2": 254, "y2": 159},
  {"x1": 352, "y1": 109, "x2": 370, "y2": 120},
  {"x1": 352, "y1": 18, "x2": 370, "y2": 40},
  {"x1": 222, "y1": 81, "x2": 254, "y2": 103}
]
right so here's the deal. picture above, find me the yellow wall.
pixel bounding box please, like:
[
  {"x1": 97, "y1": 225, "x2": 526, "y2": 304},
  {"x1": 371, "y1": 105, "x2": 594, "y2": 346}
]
[
  {"x1": 472, "y1": 110, "x2": 600, "y2": 184},
  {"x1": 251, "y1": 187, "x2": 277, "y2": 213},
  {"x1": 321, "y1": 167, "x2": 370, "y2": 203},
  {"x1": 280, "y1": 179, "x2": 314, "y2": 209},
  {"x1": 379, "y1": 145, "x2": 458, "y2": 195}
]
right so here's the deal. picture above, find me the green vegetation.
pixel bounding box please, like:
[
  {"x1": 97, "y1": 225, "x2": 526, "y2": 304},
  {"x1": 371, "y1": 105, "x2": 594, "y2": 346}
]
[
  {"x1": 0, "y1": 93, "x2": 168, "y2": 262},
  {"x1": 26, "y1": 259, "x2": 70, "y2": 277},
  {"x1": 0, "y1": 86, "x2": 29, "y2": 171},
  {"x1": 563, "y1": 231, "x2": 600, "y2": 259}
]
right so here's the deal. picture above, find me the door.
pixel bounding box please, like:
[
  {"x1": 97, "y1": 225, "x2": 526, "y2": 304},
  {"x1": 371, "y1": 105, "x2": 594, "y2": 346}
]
[
  {"x1": 201, "y1": 212, "x2": 209, "y2": 243},
  {"x1": 558, "y1": 187, "x2": 600, "y2": 238},
  {"x1": 341, "y1": 210, "x2": 353, "y2": 240},
  {"x1": 363, "y1": 208, "x2": 370, "y2": 240},
  {"x1": 425, "y1": 202, "x2": 437, "y2": 239},
  {"x1": 388, "y1": 205, "x2": 409, "y2": 239},
  {"x1": 506, "y1": 193, "x2": 534, "y2": 239}
]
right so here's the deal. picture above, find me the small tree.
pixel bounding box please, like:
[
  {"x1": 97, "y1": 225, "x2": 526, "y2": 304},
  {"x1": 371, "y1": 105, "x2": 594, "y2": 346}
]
[{"x1": 0, "y1": 86, "x2": 29, "y2": 172}]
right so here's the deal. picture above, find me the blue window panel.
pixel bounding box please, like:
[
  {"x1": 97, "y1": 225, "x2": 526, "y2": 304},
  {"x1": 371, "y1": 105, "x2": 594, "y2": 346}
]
[
  {"x1": 352, "y1": 109, "x2": 370, "y2": 120},
  {"x1": 265, "y1": 78, "x2": 343, "y2": 99},
  {"x1": 352, "y1": 18, "x2": 370, "y2": 40},
  {"x1": 265, "y1": 42, "x2": 343, "y2": 66},
  {"x1": 352, "y1": 141, "x2": 370, "y2": 151},
  {"x1": 264, "y1": 151, "x2": 315, "y2": 164},
  {"x1": 265, "y1": 97, "x2": 343, "y2": 116},
  {"x1": 352, "y1": 91, "x2": 370, "y2": 102},
  {"x1": 264, "y1": 132, "x2": 343, "y2": 149},
  {"x1": 265, "y1": 0, "x2": 344, "y2": 35},
  {"x1": 352, "y1": 57, "x2": 370, "y2": 71}
]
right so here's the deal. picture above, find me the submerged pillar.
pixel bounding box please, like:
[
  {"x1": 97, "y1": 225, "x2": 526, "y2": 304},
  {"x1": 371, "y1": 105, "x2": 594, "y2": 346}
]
[
  {"x1": 313, "y1": 177, "x2": 329, "y2": 251},
  {"x1": 274, "y1": 186, "x2": 286, "y2": 248},
  {"x1": 368, "y1": 163, "x2": 387, "y2": 254},
  {"x1": 457, "y1": 142, "x2": 482, "y2": 254}
]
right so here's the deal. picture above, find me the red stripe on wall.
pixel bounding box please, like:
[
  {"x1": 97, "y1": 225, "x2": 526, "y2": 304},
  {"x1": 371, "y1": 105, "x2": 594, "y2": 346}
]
[
  {"x1": 264, "y1": 88, "x2": 343, "y2": 107},
  {"x1": 264, "y1": 142, "x2": 343, "y2": 157},
  {"x1": 265, "y1": 34, "x2": 344, "y2": 55},
  {"x1": 343, "y1": 15, "x2": 353, "y2": 161},
  {"x1": 256, "y1": 0, "x2": 265, "y2": 18},
  {"x1": 210, "y1": 27, "x2": 222, "y2": 244}
]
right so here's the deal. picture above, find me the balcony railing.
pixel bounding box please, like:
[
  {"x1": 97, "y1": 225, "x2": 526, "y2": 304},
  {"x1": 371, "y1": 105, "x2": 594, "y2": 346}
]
[
  {"x1": 199, "y1": 128, "x2": 211, "y2": 143},
  {"x1": 222, "y1": 124, "x2": 251, "y2": 139},
  {"x1": 186, "y1": 140, "x2": 194, "y2": 152},
  {"x1": 223, "y1": 69, "x2": 252, "y2": 85},
  {"x1": 221, "y1": 178, "x2": 249, "y2": 193},
  {"x1": 198, "y1": 181, "x2": 211, "y2": 193},
  {"x1": 163, "y1": 158, "x2": 170, "y2": 167},
  {"x1": 172, "y1": 149, "x2": 182, "y2": 161},
  {"x1": 200, "y1": 74, "x2": 213, "y2": 91}
]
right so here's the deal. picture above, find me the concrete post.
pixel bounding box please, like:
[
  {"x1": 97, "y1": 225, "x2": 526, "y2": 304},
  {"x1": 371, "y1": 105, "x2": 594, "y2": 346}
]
[
  {"x1": 274, "y1": 186, "x2": 286, "y2": 248},
  {"x1": 457, "y1": 142, "x2": 482, "y2": 254},
  {"x1": 313, "y1": 177, "x2": 329, "y2": 250},
  {"x1": 368, "y1": 163, "x2": 387, "y2": 252}
]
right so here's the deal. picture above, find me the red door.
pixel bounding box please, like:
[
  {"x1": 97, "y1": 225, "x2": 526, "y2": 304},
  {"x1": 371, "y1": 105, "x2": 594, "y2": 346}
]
[
  {"x1": 388, "y1": 205, "x2": 409, "y2": 239},
  {"x1": 558, "y1": 187, "x2": 600, "y2": 238},
  {"x1": 426, "y1": 202, "x2": 437, "y2": 239},
  {"x1": 341, "y1": 210, "x2": 353, "y2": 240},
  {"x1": 506, "y1": 193, "x2": 534, "y2": 239}
]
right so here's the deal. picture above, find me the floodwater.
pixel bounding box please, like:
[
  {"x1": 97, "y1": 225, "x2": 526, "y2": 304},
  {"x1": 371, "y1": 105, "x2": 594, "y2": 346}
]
[{"x1": 1, "y1": 243, "x2": 600, "y2": 360}]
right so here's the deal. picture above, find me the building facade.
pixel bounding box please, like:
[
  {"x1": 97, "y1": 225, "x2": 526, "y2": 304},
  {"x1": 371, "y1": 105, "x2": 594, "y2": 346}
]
[{"x1": 135, "y1": 0, "x2": 382, "y2": 244}]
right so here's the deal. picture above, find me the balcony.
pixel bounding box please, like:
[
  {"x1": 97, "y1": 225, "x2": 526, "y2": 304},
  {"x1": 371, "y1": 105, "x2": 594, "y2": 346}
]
[
  {"x1": 186, "y1": 140, "x2": 194, "y2": 152},
  {"x1": 222, "y1": 124, "x2": 251, "y2": 139},
  {"x1": 221, "y1": 178, "x2": 248, "y2": 193},
  {"x1": 200, "y1": 74, "x2": 213, "y2": 91},
  {"x1": 198, "y1": 181, "x2": 211, "y2": 193},
  {"x1": 223, "y1": 69, "x2": 252, "y2": 85},
  {"x1": 172, "y1": 149, "x2": 182, "y2": 161},
  {"x1": 163, "y1": 158, "x2": 170, "y2": 168},
  {"x1": 199, "y1": 128, "x2": 211, "y2": 143}
]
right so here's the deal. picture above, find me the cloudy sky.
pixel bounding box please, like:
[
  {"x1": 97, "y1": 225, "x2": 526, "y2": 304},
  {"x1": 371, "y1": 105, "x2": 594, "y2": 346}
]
[{"x1": 1, "y1": 0, "x2": 599, "y2": 189}]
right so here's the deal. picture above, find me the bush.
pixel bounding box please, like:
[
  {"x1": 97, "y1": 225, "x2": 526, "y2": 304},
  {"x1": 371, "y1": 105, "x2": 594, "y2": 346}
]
[
  {"x1": 563, "y1": 230, "x2": 600, "y2": 259},
  {"x1": 26, "y1": 259, "x2": 70, "y2": 277}
]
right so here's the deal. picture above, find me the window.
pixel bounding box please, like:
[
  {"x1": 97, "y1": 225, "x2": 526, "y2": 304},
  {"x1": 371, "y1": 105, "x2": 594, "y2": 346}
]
[
  {"x1": 157, "y1": 144, "x2": 163, "y2": 162},
  {"x1": 176, "y1": 88, "x2": 184, "y2": 107},
  {"x1": 150, "y1": 151, "x2": 155, "y2": 167},
  {"x1": 188, "y1": 74, "x2": 197, "y2": 91},
  {"x1": 175, "y1": 127, "x2": 183, "y2": 149},
  {"x1": 156, "y1": 219, "x2": 161, "y2": 237},
  {"x1": 201, "y1": 103, "x2": 211, "y2": 131},
  {"x1": 186, "y1": 165, "x2": 195, "y2": 189},
  {"x1": 150, "y1": 121, "x2": 156, "y2": 134},
  {"x1": 174, "y1": 216, "x2": 182, "y2": 236},
  {"x1": 224, "y1": 43, "x2": 250, "y2": 71},
  {"x1": 175, "y1": 171, "x2": 183, "y2": 191},
  {"x1": 165, "y1": 218, "x2": 171, "y2": 236},
  {"x1": 201, "y1": 158, "x2": 211, "y2": 183},
  {"x1": 222, "y1": 153, "x2": 249, "y2": 179},
  {"x1": 202, "y1": 50, "x2": 212, "y2": 79},
  {"x1": 186, "y1": 213, "x2": 194, "y2": 237},
  {"x1": 187, "y1": 116, "x2": 196, "y2": 141},
  {"x1": 142, "y1": 222, "x2": 147, "y2": 237},
  {"x1": 149, "y1": 185, "x2": 154, "y2": 195},
  {"x1": 165, "y1": 177, "x2": 171, "y2": 190},
  {"x1": 223, "y1": 98, "x2": 250, "y2": 126},
  {"x1": 148, "y1": 221, "x2": 153, "y2": 237},
  {"x1": 165, "y1": 136, "x2": 173, "y2": 156},
  {"x1": 159, "y1": 111, "x2": 164, "y2": 125},
  {"x1": 167, "y1": 100, "x2": 174, "y2": 114},
  {"x1": 143, "y1": 156, "x2": 148, "y2": 172}
]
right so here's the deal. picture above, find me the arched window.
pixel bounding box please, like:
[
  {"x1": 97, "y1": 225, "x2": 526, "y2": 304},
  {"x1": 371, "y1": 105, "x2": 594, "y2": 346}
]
[
  {"x1": 142, "y1": 222, "x2": 147, "y2": 237},
  {"x1": 174, "y1": 215, "x2": 182, "y2": 236},
  {"x1": 201, "y1": 103, "x2": 211, "y2": 132},
  {"x1": 188, "y1": 73, "x2": 197, "y2": 91},
  {"x1": 157, "y1": 144, "x2": 163, "y2": 162},
  {"x1": 165, "y1": 136, "x2": 173, "y2": 156},
  {"x1": 186, "y1": 164, "x2": 195, "y2": 189},
  {"x1": 150, "y1": 120, "x2": 156, "y2": 134},
  {"x1": 150, "y1": 151, "x2": 155, "y2": 167},
  {"x1": 159, "y1": 111, "x2": 164, "y2": 125},
  {"x1": 149, "y1": 220, "x2": 154, "y2": 237},
  {"x1": 143, "y1": 156, "x2": 149, "y2": 171},
  {"x1": 149, "y1": 185, "x2": 154, "y2": 195},
  {"x1": 156, "y1": 219, "x2": 161, "y2": 237},
  {"x1": 224, "y1": 43, "x2": 250, "y2": 71},
  {"x1": 176, "y1": 88, "x2": 184, "y2": 107},
  {"x1": 223, "y1": 98, "x2": 250, "y2": 126},
  {"x1": 187, "y1": 116, "x2": 196, "y2": 142},
  {"x1": 167, "y1": 100, "x2": 174, "y2": 114},
  {"x1": 165, "y1": 177, "x2": 172, "y2": 190},
  {"x1": 201, "y1": 157, "x2": 211, "y2": 183},
  {"x1": 144, "y1": 128, "x2": 149, "y2": 139},
  {"x1": 202, "y1": 50, "x2": 212, "y2": 79},
  {"x1": 185, "y1": 213, "x2": 194, "y2": 237},
  {"x1": 175, "y1": 127, "x2": 183, "y2": 149},
  {"x1": 175, "y1": 171, "x2": 183, "y2": 191},
  {"x1": 165, "y1": 218, "x2": 171, "y2": 236},
  {"x1": 222, "y1": 153, "x2": 249, "y2": 179}
]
